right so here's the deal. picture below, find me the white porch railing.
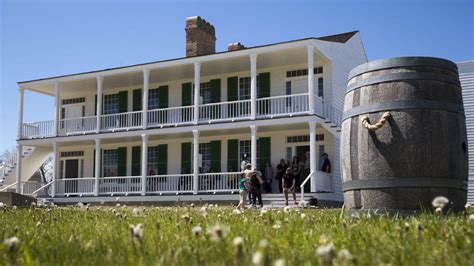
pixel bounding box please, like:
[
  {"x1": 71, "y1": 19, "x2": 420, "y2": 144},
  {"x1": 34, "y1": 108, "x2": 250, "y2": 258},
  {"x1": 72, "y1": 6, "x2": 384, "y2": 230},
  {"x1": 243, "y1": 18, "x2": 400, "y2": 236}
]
[
  {"x1": 21, "y1": 181, "x2": 45, "y2": 195},
  {"x1": 31, "y1": 180, "x2": 53, "y2": 197},
  {"x1": 101, "y1": 111, "x2": 142, "y2": 131},
  {"x1": 257, "y1": 93, "x2": 310, "y2": 118},
  {"x1": 197, "y1": 172, "x2": 241, "y2": 192},
  {"x1": 0, "y1": 182, "x2": 17, "y2": 192},
  {"x1": 59, "y1": 116, "x2": 97, "y2": 135},
  {"x1": 299, "y1": 171, "x2": 314, "y2": 204},
  {"x1": 146, "y1": 174, "x2": 193, "y2": 193},
  {"x1": 98, "y1": 176, "x2": 142, "y2": 195},
  {"x1": 56, "y1": 178, "x2": 95, "y2": 196},
  {"x1": 199, "y1": 100, "x2": 251, "y2": 122},
  {"x1": 148, "y1": 106, "x2": 194, "y2": 127},
  {"x1": 22, "y1": 120, "x2": 55, "y2": 139}
]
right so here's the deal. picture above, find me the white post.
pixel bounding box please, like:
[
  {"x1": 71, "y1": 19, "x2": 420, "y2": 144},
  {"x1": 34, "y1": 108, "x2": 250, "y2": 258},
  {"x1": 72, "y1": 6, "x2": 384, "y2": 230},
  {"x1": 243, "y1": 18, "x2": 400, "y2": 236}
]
[
  {"x1": 250, "y1": 125, "x2": 257, "y2": 169},
  {"x1": 194, "y1": 62, "x2": 201, "y2": 125},
  {"x1": 142, "y1": 69, "x2": 150, "y2": 129},
  {"x1": 17, "y1": 88, "x2": 24, "y2": 140},
  {"x1": 94, "y1": 139, "x2": 101, "y2": 196},
  {"x1": 54, "y1": 82, "x2": 61, "y2": 136},
  {"x1": 250, "y1": 54, "x2": 258, "y2": 120},
  {"x1": 141, "y1": 134, "x2": 148, "y2": 196},
  {"x1": 15, "y1": 144, "x2": 22, "y2": 193},
  {"x1": 96, "y1": 76, "x2": 103, "y2": 133},
  {"x1": 52, "y1": 142, "x2": 58, "y2": 197},
  {"x1": 309, "y1": 121, "x2": 317, "y2": 192},
  {"x1": 192, "y1": 130, "x2": 199, "y2": 194},
  {"x1": 307, "y1": 45, "x2": 315, "y2": 114}
]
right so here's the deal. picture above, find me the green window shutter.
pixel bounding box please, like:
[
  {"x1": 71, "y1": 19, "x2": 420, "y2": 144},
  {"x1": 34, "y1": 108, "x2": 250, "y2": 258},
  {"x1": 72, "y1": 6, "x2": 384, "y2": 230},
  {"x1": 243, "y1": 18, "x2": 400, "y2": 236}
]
[
  {"x1": 157, "y1": 144, "x2": 168, "y2": 175},
  {"x1": 258, "y1": 72, "x2": 270, "y2": 98},
  {"x1": 181, "y1": 142, "x2": 192, "y2": 174},
  {"x1": 133, "y1": 89, "x2": 142, "y2": 111},
  {"x1": 210, "y1": 79, "x2": 221, "y2": 103},
  {"x1": 158, "y1": 85, "x2": 169, "y2": 108},
  {"x1": 210, "y1": 140, "x2": 221, "y2": 172},
  {"x1": 182, "y1": 83, "x2": 192, "y2": 106},
  {"x1": 117, "y1": 147, "x2": 127, "y2": 177},
  {"x1": 227, "y1": 76, "x2": 238, "y2": 101},
  {"x1": 95, "y1": 95, "x2": 98, "y2": 115},
  {"x1": 93, "y1": 149, "x2": 95, "y2": 176},
  {"x1": 118, "y1": 91, "x2": 128, "y2": 113},
  {"x1": 257, "y1": 137, "x2": 271, "y2": 172},
  {"x1": 227, "y1": 139, "x2": 239, "y2": 172},
  {"x1": 132, "y1": 146, "x2": 141, "y2": 176}
]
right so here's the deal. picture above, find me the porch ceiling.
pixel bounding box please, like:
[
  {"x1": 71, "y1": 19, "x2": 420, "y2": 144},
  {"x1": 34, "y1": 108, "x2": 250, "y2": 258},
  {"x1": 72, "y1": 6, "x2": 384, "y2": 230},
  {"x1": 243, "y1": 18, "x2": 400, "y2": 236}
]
[{"x1": 20, "y1": 46, "x2": 329, "y2": 96}]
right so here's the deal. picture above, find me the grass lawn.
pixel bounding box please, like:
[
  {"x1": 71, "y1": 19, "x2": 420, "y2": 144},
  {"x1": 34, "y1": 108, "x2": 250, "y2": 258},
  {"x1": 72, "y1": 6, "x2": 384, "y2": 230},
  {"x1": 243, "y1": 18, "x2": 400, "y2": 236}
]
[{"x1": 0, "y1": 204, "x2": 473, "y2": 265}]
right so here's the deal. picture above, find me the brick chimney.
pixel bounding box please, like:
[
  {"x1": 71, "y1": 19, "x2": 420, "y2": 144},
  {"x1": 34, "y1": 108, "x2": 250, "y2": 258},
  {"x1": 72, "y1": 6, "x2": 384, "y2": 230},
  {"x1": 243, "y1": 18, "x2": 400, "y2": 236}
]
[
  {"x1": 228, "y1": 42, "x2": 246, "y2": 51},
  {"x1": 185, "y1": 16, "x2": 216, "y2": 57}
]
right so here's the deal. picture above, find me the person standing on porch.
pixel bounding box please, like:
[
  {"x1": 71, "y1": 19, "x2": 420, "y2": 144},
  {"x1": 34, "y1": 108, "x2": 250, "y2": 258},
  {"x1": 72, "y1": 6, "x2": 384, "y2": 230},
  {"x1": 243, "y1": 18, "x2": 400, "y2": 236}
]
[
  {"x1": 249, "y1": 168, "x2": 264, "y2": 208},
  {"x1": 241, "y1": 154, "x2": 249, "y2": 172},
  {"x1": 237, "y1": 175, "x2": 249, "y2": 209},
  {"x1": 282, "y1": 169, "x2": 297, "y2": 206},
  {"x1": 321, "y1": 153, "x2": 331, "y2": 173},
  {"x1": 263, "y1": 162, "x2": 273, "y2": 193},
  {"x1": 275, "y1": 159, "x2": 288, "y2": 193}
]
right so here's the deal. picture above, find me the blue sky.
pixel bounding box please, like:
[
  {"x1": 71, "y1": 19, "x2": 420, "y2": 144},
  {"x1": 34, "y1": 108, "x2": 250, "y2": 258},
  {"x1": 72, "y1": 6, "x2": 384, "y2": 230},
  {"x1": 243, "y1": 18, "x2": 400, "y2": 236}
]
[{"x1": 1, "y1": 0, "x2": 473, "y2": 151}]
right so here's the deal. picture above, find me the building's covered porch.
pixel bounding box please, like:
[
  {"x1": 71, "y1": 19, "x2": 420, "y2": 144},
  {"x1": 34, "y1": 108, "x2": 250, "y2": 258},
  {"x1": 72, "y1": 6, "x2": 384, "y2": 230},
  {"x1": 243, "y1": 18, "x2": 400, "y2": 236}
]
[{"x1": 15, "y1": 117, "x2": 339, "y2": 200}]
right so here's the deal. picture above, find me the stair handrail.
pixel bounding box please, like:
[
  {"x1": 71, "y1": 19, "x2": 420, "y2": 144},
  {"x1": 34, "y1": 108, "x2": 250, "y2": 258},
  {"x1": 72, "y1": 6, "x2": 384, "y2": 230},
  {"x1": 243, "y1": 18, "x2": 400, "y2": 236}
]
[
  {"x1": 299, "y1": 171, "x2": 314, "y2": 207},
  {"x1": 0, "y1": 182, "x2": 18, "y2": 192},
  {"x1": 31, "y1": 180, "x2": 54, "y2": 197}
]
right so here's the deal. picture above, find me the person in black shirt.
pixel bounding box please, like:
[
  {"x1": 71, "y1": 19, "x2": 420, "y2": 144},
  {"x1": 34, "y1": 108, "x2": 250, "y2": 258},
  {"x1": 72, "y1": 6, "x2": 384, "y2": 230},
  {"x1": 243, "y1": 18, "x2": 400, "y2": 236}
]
[
  {"x1": 249, "y1": 168, "x2": 264, "y2": 208},
  {"x1": 321, "y1": 153, "x2": 331, "y2": 173},
  {"x1": 282, "y1": 169, "x2": 297, "y2": 206},
  {"x1": 275, "y1": 159, "x2": 288, "y2": 193}
]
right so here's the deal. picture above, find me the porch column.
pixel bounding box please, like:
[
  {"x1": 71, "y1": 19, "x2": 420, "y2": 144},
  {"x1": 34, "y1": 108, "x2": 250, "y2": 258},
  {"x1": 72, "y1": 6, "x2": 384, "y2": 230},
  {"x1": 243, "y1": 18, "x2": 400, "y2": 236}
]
[
  {"x1": 307, "y1": 45, "x2": 315, "y2": 114},
  {"x1": 192, "y1": 130, "x2": 199, "y2": 194},
  {"x1": 17, "y1": 88, "x2": 24, "y2": 140},
  {"x1": 94, "y1": 139, "x2": 101, "y2": 196},
  {"x1": 141, "y1": 134, "x2": 148, "y2": 195},
  {"x1": 15, "y1": 144, "x2": 22, "y2": 193},
  {"x1": 52, "y1": 142, "x2": 58, "y2": 197},
  {"x1": 309, "y1": 121, "x2": 317, "y2": 192},
  {"x1": 194, "y1": 62, "x2": 201, "y2": 125},
  {"x1": 96, "y1": 76, "x2": 103, "y2": 133},
  {"x1": 54, "y1": 82, "x2": 61, "y2": 136},
  {"x1": 250, "y1": 125, "x2": 257, "y2": 168},
  {"x1": 250, "y1": 53, "x2": 257, "y2": 120},
  {"x1": 142, "y1": 69, "x2": 150, "y2": 129}
]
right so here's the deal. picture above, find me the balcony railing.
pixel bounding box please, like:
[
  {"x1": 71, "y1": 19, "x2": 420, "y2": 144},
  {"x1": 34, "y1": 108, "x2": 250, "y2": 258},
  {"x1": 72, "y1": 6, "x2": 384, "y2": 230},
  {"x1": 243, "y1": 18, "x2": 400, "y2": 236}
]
[
  {"x1": 21, "y1": 93, "x2": 342, "y2": 139},
  {"x1": 146, "y1": 174, "x2": 194, "y2": 193},
  {"x1": 198, "y1": 172, "x2": 241, "y2": 192},
  {"x1": 56, "y1": 178, "x2": 95, "y2": 196},
  {"x1": 98, "y1": 176, "x2": 142, "y2": 195}
]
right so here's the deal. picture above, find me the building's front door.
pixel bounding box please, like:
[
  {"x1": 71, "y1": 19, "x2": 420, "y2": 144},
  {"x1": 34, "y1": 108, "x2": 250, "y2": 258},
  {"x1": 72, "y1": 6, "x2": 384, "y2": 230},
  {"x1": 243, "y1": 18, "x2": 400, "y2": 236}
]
[
  {"x1": 62, "y1": 104, "x2": 84, "y2": 133},
  {"x1": 295, "y1": 145, "x2": 311, "y2": 193},
  {"x1": 65, "y1": 159, "x2": 79, "y2": 193}
]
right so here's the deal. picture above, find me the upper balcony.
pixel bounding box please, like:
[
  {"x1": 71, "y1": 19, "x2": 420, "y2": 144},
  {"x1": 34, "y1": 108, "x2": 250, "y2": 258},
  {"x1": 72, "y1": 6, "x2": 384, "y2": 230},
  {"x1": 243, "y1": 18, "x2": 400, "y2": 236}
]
[{"x1": 17, "y1": 41, "x2": 342, "y2": 141}]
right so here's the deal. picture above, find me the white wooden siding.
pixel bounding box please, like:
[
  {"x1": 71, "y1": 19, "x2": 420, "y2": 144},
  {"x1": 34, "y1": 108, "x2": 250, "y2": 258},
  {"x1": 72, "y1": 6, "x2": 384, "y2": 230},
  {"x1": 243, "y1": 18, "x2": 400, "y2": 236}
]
[{"x1": 459, "y1": 61, "x2": 474, "y2": 203}]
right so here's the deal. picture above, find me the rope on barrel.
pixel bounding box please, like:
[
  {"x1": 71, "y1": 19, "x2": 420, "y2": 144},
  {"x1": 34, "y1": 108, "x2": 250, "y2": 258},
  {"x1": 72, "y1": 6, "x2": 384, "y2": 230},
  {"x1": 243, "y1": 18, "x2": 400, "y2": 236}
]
[{"x1": 361, "y1": 112, "x2": 391, "y2": 131}]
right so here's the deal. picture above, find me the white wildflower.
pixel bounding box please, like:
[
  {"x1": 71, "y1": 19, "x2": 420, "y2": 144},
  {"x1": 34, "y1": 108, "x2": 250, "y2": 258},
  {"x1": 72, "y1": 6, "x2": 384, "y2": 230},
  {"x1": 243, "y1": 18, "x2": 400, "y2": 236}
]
[
  {"x1": 116, "y1": 203, "x2": 121, "y2": 207},
  {"x1": 208, "y1": 224, "x2": 229, "y2": 242},
  {"x1": 274, "y1": 259, "x2": 285, "y2": 266},
  {"x1": 260, "y1": 209, "x2": 268, "y2": 215},
  {"x1": 233, "y1": 236, "x2": 244, "y2": 247},
  {"x1": 129, "y1": 224, "x2": 143, "y2": 241},
  {"x1": 432, "y1": 196, "x2": 449, "y2": 209},
  {"x1": 200, "y1": 206, "x2": 208, "y2": 217},
  {"x1": 12, "y1": 206, "x2": 17, "y2": 210},
  {"x1": 115, "y1": 197, "x2": 120, "y2": 202},
  {"x1": 337, "y1": 249, "x2": 355, "y2": 262},
  {"x1": 465, "y1": 203, "x2": 471, "y2": 209},
  {"x1": 283, "y1": 206, "x2": 291, "y2": 213},
  {"x1": 259, "y1": 239, "x2": 269, "y2": 249},
  {"x1": 252, "y1": 251, "x2": 264, "y2": 266},
  {"x1": 298, "y1": 200, "x2": 307, "y2": 208},
  {"x1": 233, "y1": 209, "x2": 241, "y2": 215},
  {"x1": 100, "y1": 200, "x2": 105, "y2": 205},
  {"x1": 191, "y1": 225, "x2": 202, "y2": 236},
  {"x1": 469, "y1": 214, "x2": 474, "y2": 221},
  {"x1": 272, "y1": 223, "x2": 281, "y2": 230},
  {"x1": 77, "y1": 202, "x2": 84, "y2": 208},
  {"x1": 132, "y1": 208, "x2": 141, "y2": 216},
  {"x1": 0, "y1": 202, "x2": 4, "y2": 208},
  {"x1": 435, "y1": 207, "x2": 442, "y2": 214},
  {"x1": 3, "y1": 237, "x2": 20, "y2": 253},
  {"x1": 316, "y1": 243, "x2": 336, "y2": 264},
  {"x1": 301, "y1": 213, "x2": 307, "y2": 219}
]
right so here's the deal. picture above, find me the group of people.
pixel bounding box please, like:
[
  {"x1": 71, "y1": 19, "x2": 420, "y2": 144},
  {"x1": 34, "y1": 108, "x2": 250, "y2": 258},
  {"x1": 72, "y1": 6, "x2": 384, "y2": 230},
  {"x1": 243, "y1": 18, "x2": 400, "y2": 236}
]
[{"x1": 237, "y1": 152, "x2": 331, "y2": 208}]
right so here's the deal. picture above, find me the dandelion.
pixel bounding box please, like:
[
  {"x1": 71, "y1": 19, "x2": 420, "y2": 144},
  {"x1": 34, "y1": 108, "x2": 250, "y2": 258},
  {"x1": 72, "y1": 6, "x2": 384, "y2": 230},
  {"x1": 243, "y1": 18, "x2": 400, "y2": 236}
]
[
  {"x1": 252, "y1": 251, "x2": 264, "y2": 266},
  {"x1": 116, "y1": 203, "x2": 121, "y2": 207},
  {"x1": 435, "y1": 207, "x2": 442, "y2": 214},
  {"x1": 298, "y1": 200, "x2": 307, "y2": 208},
  {"x1": 200, "y1": 206, "x2": 208, "y2": 217},
  {"x1": 115, "y1": 197, "x2": 120, "y2": 202},
  {"x1": 260, "y1": 209, "x2": 268, "y2": 215},
  {"x1": 3, "y1": 237, "x2": 20, "y2": 253},
  {"x1": 432, "y1": 196, "x2": 449, "y2": 209},
  {"x1": 100, "y1": 200, "x2": 105, "y2": 205},
  {"x1": 465, "y1": 203, "x2": 472, "y2": 209},
  {"x1": 190, "y1": 203, "x2": 195, "y2": 208},
  {"x1": 12, "y1": 206, "x2": 17, "y2": 210},
  {"x1": 77, "y1": 202, "x2": 84, "y2": 208},
  {"x1": 272, "y1": 223, "x2": 281, "y2": 230},
  {"x1": 233, "y1": 209, "x2": 241, "y2": 215},
  {"x1": 316, "y1": 243, "x2": 336, "y2": 265},
  {"x1": 274, "y1": 259, "x2": 285, "y2": 266},
  {"x1": 132, "y1": 208, "x2": 141, "y2": 216},
  {"x1": 192, "y1": 225, "x2": 202, "y2": 236},
  {"x1": 232, "y1": 236, "x2": 244, "y2": 247},
  {"x1": 301, "y1": 213, "x2": 307, "y2": 219},
  {"x1": 0, "y1": 202, "x2": 4, "y2": 208},
  {"x1": 208, "y1": 224, "x2": 229, "y2": 242},
  {"x1": 129, "y1": 224, "x2": 143, "y2": 241},
  {"x1": 469, "y1": 214, "x2": 474, "y2": 222},
  {"x1": 259, "y1": 239, "x2": 269, "y2": 249},
  {"x1": 337, "y1": 249, "x2": 354, "y2": 262},
  {"x1": 283, "y1": 206, "x2": 291, "y2": 213}
]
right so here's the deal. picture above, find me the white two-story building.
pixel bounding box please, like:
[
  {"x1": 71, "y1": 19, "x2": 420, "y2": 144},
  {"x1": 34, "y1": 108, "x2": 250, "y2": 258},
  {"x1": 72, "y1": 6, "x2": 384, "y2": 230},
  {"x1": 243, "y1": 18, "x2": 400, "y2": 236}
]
[{"x1": 3, "y1": 17, "x2": 367, "y2": 205}]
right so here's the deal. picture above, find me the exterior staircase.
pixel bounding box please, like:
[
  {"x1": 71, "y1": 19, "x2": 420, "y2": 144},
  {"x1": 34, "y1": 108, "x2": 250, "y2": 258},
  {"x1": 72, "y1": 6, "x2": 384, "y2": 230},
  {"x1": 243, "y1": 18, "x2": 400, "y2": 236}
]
[{"x1": 261, "y1": 192, "x2": 338, "y2": 208}]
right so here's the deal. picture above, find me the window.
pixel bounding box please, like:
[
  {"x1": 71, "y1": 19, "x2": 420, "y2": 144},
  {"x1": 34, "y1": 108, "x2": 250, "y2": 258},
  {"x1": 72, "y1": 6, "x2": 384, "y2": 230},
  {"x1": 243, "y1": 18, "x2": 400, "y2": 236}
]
[
  {"x1": 287, "y1": 134, "x2": 324, "y2": 143},
  {"x1": 239, "y1": 140, "x2": 251, "y2": 161},
  {"x1": 60, "y1": 151, "x2": 84, "y2": 158},
  {"x1": 199, "y1": 143, "x2": 211, "y2": 173},
  {"x1": 147, "y1": 146, "x2": 158, "y2": 175},
  {"x1": 286, "y1": 147, "x2": 292, "y2": 164},
  {"x1": 103, "y1": 94, "x2": 119, "y2": 115},
  {"x1": 286, "y1": 81, "x2": 292, "y2": 107},
  {"x1": 200, "y1": 82, "x2": 212, "y2": 104},
  {"x1": 314, "y1": 67, "x2": 323, "y2": 74},
  {"x1": 148, "y1": 88, "x2": 160, "y2": 110},
  {"x1": 103, "y1": 149, "x2": 118, "y2": 177},
  {"x1": 239, "y1": 77, "x2": 251, "y2": 100},
  {"x1": 62, "y1": 97, "x2": 85, "y2": 105},
  {"x1": 318, "y1": 77, "x2": 324, "y2": 98},
  {"x1": 286, "y1": 67, "x2": 323, "y2": 78}
]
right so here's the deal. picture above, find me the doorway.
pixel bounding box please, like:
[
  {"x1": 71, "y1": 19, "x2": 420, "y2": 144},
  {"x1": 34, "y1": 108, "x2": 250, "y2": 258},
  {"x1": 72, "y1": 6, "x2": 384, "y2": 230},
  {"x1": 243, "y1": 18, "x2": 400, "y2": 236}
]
[
  {"x1": 295, "y1": 145, "x2": 311, "y2": 193},
  {"x1": 65, "y1": 159, "x2": 79, "y2": 193},
  {"x1": 62, "y1": 104, "x2": 85, "y2": 133}
]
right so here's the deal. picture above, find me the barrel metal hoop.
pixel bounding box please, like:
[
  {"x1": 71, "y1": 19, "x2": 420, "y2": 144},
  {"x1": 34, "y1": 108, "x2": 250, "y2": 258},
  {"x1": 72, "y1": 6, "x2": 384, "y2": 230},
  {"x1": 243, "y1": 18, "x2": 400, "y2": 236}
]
[
  {"x1": 342, "y1": 178, "x2": 467, "y2": 192},
  {"x1": 342, "y1": 100, "x2": 464, "y2": 122},
  {"x1": 348, "y1": 57, "x2": 459, "y2": 80},
  {"x1": 346, "y1": 72, "x2": 461, "y2": 94}
]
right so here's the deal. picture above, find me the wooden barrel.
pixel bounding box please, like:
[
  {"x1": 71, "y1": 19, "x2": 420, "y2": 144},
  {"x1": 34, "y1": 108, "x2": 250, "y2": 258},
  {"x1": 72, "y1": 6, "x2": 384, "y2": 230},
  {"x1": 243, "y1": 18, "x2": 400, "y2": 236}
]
[{"x1": 342, "y1": 57, "x2": 468, "y2": 214}]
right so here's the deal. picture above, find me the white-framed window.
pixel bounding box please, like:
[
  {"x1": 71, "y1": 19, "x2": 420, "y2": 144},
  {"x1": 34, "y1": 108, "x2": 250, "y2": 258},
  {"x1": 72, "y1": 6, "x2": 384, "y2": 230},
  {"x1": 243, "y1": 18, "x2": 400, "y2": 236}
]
[
  {"x1": 147, "y1": 146, "x2": 158, "y2": 175},
  {"x1": 148, "y1": 88, "x2": 160, "y2": 110},
  {"x1": 239, "y1": 140, "x2": 251, "y2": 161},
  {"x1": 199, "y1": 143, "x2": 211, "y2": 173},
  {"x1": 103, "y1": 94, "x2": 119, "y2": 115},
  {"x1": 103, "y1": 149, "x2": 118, "y2": 177},
  {"x1": 239, "y1": 77, "x2": 251, "y2": 100},
  {"x1": 200, "y1": 82, "x2": 212, "y2": 104},
  {"x1": 318, "y1": 77, "x2": 324, "y2": 98}
]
